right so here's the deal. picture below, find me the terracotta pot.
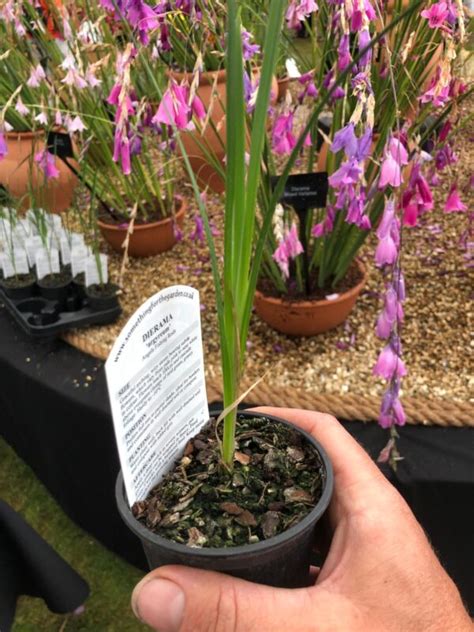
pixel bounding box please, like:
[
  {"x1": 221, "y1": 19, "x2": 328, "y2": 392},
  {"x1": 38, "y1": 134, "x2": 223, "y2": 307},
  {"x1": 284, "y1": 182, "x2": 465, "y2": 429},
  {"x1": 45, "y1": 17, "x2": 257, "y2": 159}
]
[
  {"x1": 98, "y1": 197, "x2": 186, "y2": 258},
  {"x1": 254, "y1": 260, "x2": 368, "y2": 336},
  {"x1": 277, "y1": 76, "x2": 292, "y2": 102},
  {"x1": 0, "y1": 130, "x2": 77, "y2": 213},
  {"x1": 170, "y1": 68, "x2": 278, "y2": 194}
]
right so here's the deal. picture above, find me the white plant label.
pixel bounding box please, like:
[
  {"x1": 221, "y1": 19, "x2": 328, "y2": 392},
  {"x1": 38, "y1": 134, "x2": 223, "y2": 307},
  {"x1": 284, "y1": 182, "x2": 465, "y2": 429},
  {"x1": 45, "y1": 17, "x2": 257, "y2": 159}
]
[
  {"x1": 71, "y1": 245, "x2": 88, "y2": 277},
  {"x1": 60, "y1": 234, "x2": 72, "y2": 265},
  {"x1": 71, "y1": 233, "x2": 85, "y2": 248},
  {"x1": 106, "y1": 285, "x2": 209, "y2": 506},
  {"x1": 85, "y1": 254, "x2": 108, "y2": 287},
  {"x1": 1, "y1": 253, "x2": 15, "y2": 278},
  {"x1": 13, "y1": 248, "x2": 30, "y2": 275},
  {"x1": 47, "y1": 213, "x2": 62, "y2": 231},
  {"x1": 35, "y1": 248, "x2": 60, "y2": 279},
  {"x1": 1, "y1": 249, "x2": 29, "y2": 278},
  {"x1": 25, "y1": 236, "x2": 44, "y2": 268}
]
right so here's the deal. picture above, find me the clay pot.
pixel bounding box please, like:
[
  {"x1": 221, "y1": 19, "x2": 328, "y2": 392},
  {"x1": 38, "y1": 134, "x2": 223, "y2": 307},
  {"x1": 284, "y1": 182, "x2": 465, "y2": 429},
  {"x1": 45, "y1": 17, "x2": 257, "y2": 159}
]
[
  {"x1": 254, "y1": 260, "x2": 368, "y2": 336},
  {"x1": 277, "y1": 76, "x2": 292, "y2": 102},
  {"x1": 170, "y1": 68, "x2": 278, "y2": 194},
  {"x1": 98, "y1": 197, "x2": 187, "y2": 258},
  {"x1": 0, "y1": 130, "x2": 77, "y2": 213}
]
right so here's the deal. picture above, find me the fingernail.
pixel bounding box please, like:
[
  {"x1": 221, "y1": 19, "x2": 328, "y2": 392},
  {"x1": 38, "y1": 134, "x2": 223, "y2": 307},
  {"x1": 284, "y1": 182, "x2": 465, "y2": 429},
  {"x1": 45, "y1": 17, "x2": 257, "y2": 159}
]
[{"x1": 132, "y1": 578, "x2": 185, "y2": 632}]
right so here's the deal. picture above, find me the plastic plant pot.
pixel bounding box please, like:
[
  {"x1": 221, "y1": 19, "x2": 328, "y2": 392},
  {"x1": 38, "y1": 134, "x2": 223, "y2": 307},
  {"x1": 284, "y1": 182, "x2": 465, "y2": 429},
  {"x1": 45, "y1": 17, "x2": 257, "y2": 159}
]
[
  {"x1": 116, "y1": 411, "x2": 333, "y2": 588},
  {"x1": 37, "y1": 274, "x2": 72, "y2": 302},
  {"x1": 0, "y1": 274, "x2": 36, "y2": 300},
  {"x1": 85, "y1": 283, "x2": 120, "y2": 311}
]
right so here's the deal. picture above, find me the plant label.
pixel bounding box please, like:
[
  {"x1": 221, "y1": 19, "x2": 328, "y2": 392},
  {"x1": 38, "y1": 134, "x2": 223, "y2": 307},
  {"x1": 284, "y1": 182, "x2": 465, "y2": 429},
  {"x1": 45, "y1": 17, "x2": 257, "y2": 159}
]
[
  {"x1": 47, "y1": 213, "x2": 62, "y2": 231},
  {"x1": 13, "y1": 249, "x2": 29, "y2": 275},
  {"x1": 85, "y1": 254, "x2": 108, "y2": 287},
  {"x1": 71, "y1": 245, "x2": 88, "y2": 277},
  {"x1": 106, "y1": 285, "x2": 209, "y2": 506},
  {"x1": 47, "y1": 131, "x2": 74, "y2": 159},
  {"x1": 71, "y1": 233, "x2": 85, "y2": 248},
  {"x1": 271, "y1": 172, "x2": 329, "y2": 210},
  {"x1": 1, "y1": 253, "x2": 15, "y2": 278},
  {"x1": 25, "y1": 236, "x2": 44, "y2": 268},
  {"x1": 35, "y1": 248, "x2": 60, "y2": 279},
  {"x1": 60, "y1": 234, "x2": 71, "y2": 266},
  {"x1": 1, "y1": 249, "x2": 28, "y2": 278}
]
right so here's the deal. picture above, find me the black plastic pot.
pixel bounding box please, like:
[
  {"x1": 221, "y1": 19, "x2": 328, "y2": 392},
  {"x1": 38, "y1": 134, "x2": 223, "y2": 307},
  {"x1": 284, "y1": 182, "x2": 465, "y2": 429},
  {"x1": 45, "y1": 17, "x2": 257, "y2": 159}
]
[
  {"x1": 85, "y1": 283, "x2": 120, "y2": 311},
  {"x1": 37, "y1": 274, "x2": 72, "y2": 303},
  {"x1": 116, "y1": 411, "x2": 333, "y2": 588},
  {"x1": 0, "y1": 275, "x2": 36, "y2": 300}
]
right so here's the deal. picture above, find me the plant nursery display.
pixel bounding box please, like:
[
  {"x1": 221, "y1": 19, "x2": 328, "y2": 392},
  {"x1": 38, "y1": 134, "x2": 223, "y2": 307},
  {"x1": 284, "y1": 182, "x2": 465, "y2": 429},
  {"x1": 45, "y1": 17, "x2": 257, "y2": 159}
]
[
  {"x1": 0, "y1": 0, "x2": 471, "y2": 592},
  {"x1": 0, "y1": 206, "x2": 121, "y2": 334}
]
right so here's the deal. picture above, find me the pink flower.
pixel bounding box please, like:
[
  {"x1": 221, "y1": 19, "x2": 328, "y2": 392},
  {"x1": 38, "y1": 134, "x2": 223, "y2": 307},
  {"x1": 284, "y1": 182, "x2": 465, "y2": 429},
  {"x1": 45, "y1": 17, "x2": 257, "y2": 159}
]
[
  {"x1": 373, "y1": 344, "x2": 407, "y2": 380},
  {"x1": 190, "y1": 215, "x2": 205, "y2": 243},
  {"x1": 286, "y1": 223, "x2": 304, "y2": 258},
  {"x1": 34, "y1": 111, "x2": 48, "y2": 126},
  {"x1": 286, "y1": 0, "x2": 318, "y2": 29},
  {"x1": 62, "y1": 68, "x2": 88, "y2": 89},
  {"x1": 421, "y1": 1, "x2": 449, "y2": 28},
  {"x1": 273, "y1": 241, "x2": 290, "y2": 278},
  {"x1": 379, "y1": 138, "x2": 408, "y2": 189},
  {"x1": 272, "y1": 222, "x2": 304, "y2": 278},
  {"x1": 27, "y1": 64, "x2": 46, "y2": 88},
  {"x1": 444, "y1": 185, "x2": 467, "y2": 212},
  {"x1": 0, "y1": 130, "x2": 7, "y2": 160},
  {"x1": 86, "y1": 68, "x2": 102, "y2": 88},
  {"x1": 113, "y1": 133, "x2": 131, "y2": 175},
  {"x1": 67, "y1": 116, "x2": 87, "y2": 133},
  {"x1": 191, "y1": 95, "x2": 206, "y2": 120},
  {"x1": 153, "y1": 82, "x2": 194, "y2": 130},
  {"x1": 375, "y1": 235, "x2": 398, "y2": 267},
  {"x1": 272, "y1": 113, "x2": 296, "y2": 155},
  {"x1": 15, "y1": 97, "x2": 29, "y2": 116},
  {"x1": 35, "y1": 149, "x2": 60, "y2": 179}
]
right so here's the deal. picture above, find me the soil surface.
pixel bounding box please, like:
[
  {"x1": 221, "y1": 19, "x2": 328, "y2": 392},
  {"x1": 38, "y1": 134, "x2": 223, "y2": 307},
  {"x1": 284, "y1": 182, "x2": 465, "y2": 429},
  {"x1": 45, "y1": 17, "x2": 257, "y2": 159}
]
[
  {"x1": 38, "y1": 271, "x2": 72, "y2": 288},
  {"x1": 0, "y1": 273, "x2": 36, "y2": 289},
  {"x1": 73, "y1": 272, "x2": 85, "y2": 286},
  {"x1": 132, "y1": 415, "x2": 325, "y2": 548},
  {"x1": 86, "y1": 283, "x2": 118, "y2": 298},
  {"x1": 258, "y1": 260, "x2": 364, "y2": 301}
]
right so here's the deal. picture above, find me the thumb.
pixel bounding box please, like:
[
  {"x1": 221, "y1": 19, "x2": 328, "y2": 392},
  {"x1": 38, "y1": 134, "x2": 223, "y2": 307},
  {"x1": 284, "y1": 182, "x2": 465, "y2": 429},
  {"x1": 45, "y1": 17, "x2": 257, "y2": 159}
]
[{"x1": 132, "y1": 565, "x2": 316, "y2": 632}]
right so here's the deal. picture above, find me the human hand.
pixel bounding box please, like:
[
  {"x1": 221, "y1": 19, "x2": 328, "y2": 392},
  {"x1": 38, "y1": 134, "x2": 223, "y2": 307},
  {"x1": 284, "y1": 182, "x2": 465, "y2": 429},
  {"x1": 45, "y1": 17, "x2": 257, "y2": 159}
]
[{"x1": 131, "y1": 408, "x2": 472, "y2": 631}]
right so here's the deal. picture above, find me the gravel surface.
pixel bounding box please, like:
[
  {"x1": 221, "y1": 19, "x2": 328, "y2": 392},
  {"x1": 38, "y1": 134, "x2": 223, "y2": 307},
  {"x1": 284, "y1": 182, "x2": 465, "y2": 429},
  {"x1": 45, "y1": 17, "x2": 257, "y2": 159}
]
[{"x1": 67, "y1": 99, "x2": 474, "y2": 404}]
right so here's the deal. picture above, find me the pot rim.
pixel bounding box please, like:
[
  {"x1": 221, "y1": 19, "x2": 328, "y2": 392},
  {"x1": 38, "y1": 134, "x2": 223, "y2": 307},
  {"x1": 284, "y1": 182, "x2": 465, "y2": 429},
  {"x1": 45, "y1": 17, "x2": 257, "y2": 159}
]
[
  {"x1": 5, "y1": 129, "x2": 45, "y2": 140},
  {"x1": 168, "y1": 68, "x2": 228, "y2": 85},
  {"x1": 37, "y1": 277, "x2": 72, "y2": 290},
  {"x1": 116, "y1": 410, "x2": 333, "y2": 559},
  {"x1": 255, "y1": 259, "x2": 367, "y2": 308},
  {"x1": 97, "y1": 196, "x2": 186, "y2": 233}
]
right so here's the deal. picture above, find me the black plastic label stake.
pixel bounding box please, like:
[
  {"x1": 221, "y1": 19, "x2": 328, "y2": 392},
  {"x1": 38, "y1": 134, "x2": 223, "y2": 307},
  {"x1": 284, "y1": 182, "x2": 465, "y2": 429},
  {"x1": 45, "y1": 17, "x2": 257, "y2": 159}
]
[
  {"x1": 271, "y1": 172, "x2": 328, "y2": 210},
  {"x1": 47, "y1": 132, "x2": 74, "y2": 159}
]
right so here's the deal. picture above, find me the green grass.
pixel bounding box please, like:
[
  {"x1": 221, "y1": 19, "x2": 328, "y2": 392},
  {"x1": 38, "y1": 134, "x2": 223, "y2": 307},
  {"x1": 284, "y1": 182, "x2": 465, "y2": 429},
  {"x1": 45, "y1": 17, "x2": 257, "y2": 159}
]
[{"x1": 0, "y1": 437, "x2": 146, "y2": 631}]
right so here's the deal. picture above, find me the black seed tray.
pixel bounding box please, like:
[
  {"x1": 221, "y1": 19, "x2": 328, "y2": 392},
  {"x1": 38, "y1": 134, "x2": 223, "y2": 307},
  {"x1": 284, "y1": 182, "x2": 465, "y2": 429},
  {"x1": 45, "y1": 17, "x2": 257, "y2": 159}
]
[{"x1": 0, "y1": 283, "x2": 121, "y2": 338}]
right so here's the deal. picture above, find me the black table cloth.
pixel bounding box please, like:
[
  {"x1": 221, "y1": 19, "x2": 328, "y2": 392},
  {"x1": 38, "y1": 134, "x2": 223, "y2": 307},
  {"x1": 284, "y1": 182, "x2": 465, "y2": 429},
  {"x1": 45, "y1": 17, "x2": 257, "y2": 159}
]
[
  {"x1": 0, "y1": 304, "x2": 472, "y2": 613},
  {"x1": 0, "y1": 500, "x2": 89, "y2": 631}
]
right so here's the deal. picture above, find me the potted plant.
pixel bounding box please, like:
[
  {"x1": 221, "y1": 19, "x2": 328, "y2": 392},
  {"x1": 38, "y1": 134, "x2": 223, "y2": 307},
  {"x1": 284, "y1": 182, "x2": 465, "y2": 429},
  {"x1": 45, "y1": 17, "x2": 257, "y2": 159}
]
[
  {"x1": 0, "y1": 16, "x2": 77, "y2": 212},
  {"x1": 114, "y1": 0, "x2": 336, "y2": 588},
  {"x1": 252, "y1": 0, "x2": 463, "y2": 336},
  {"x1": 112, "y1": 0, "x2": 469, "y2": 581},
  {"x1": 0, "y1": 207, "x2": 36, "y2": 298}
]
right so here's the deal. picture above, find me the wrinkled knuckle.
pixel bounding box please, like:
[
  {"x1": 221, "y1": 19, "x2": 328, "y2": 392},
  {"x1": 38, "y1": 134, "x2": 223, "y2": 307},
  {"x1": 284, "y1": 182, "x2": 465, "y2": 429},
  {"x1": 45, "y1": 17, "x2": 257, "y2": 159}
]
[
  {"x1": 315, "y1": 412, "x2": 339, "y2": 427},
  {"x1": 208, "y1": 584, "x2": 239, "y2": 632}
]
